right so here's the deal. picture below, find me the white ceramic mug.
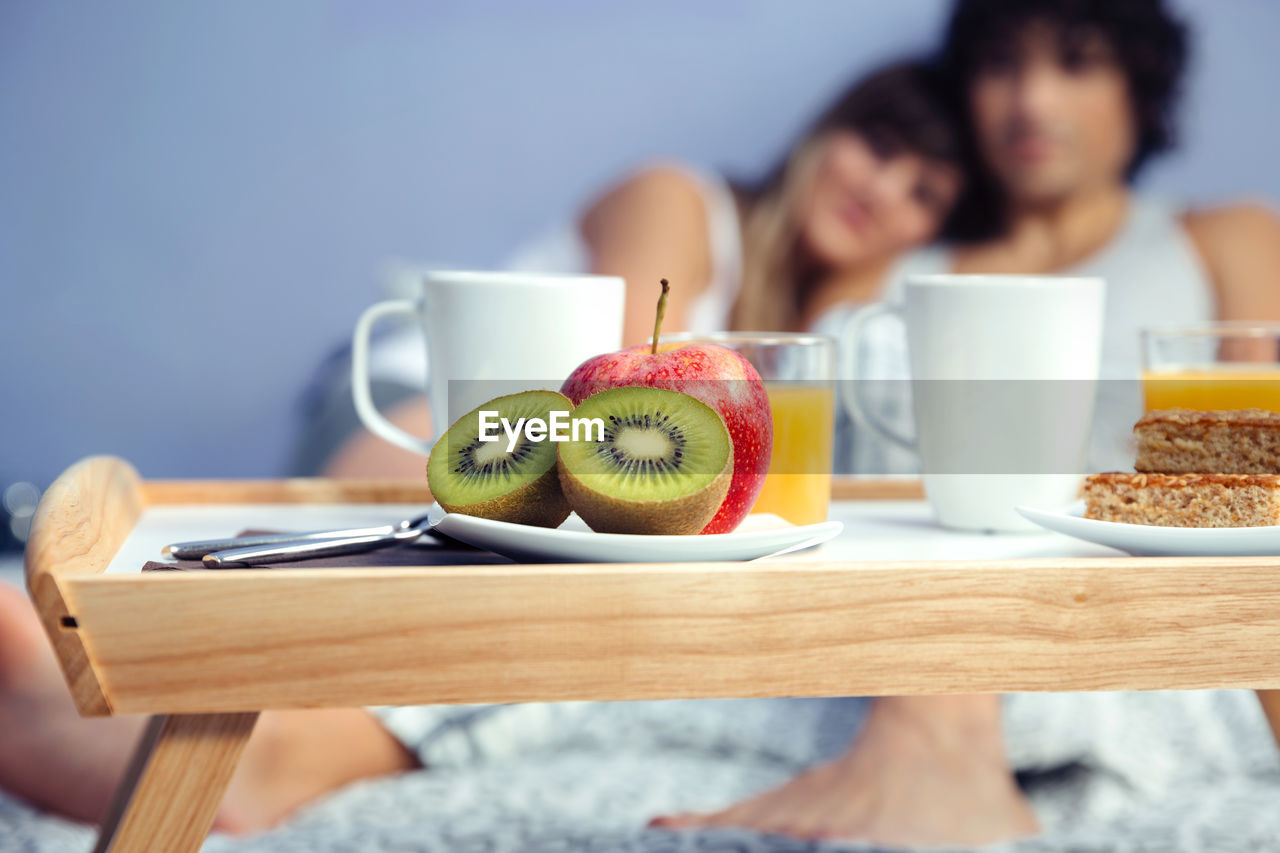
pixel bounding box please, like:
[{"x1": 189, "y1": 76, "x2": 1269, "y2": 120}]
[
  {"x1": 352, "y1": 270, "x2": 625, "y2": 455},
  {"x1": 841, "y1": 274, "x2": 1106, "y2": 531}
]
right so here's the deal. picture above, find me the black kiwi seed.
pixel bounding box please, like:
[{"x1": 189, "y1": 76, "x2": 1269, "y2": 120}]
[
  {"x1": 452, "y1": 435, "x2": 535, "y2": 482},
  {"x1": 595, "y1": 409, "x2": 689, "y2": 475}
]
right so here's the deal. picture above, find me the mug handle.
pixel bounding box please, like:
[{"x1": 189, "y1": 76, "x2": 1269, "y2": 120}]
[
  {"x1": 351, "y1": 299, "x2": 434, "y2": 457},
  {"x1": 838, "y1": 302, "x2": 917, "y2": 452}
]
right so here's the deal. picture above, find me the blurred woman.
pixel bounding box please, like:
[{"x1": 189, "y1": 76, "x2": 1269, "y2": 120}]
[{"x1": 305, "y1": 61, "x2": 964, "y2": 478}]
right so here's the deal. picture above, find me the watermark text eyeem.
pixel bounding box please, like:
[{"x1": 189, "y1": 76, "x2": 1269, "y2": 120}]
[{"x1": 478, "y1": 410, "x2": 605, "y2": 452}]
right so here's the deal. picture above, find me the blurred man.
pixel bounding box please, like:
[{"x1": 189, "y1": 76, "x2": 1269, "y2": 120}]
[{"x1": 941, "y1": 0, "x2": 1280, "y2": 327}]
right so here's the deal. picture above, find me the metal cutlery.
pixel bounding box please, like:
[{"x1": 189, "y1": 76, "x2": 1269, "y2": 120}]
[
  {"x1": 201, "y1": 525, "x2": 432, "y2": 568},
  {"x1": 161, "y1": 511, "x2": 478, "y2": 568},
  {"x1": 162, "y1": 513, "x2": 434, "y2": 559}
]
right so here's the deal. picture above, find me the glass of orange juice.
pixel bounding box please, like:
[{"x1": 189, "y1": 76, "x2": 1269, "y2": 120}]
[
  {"x1": 1142, "y1": 323, "x2": 1280, "y2": 412},
  {"x1": 661, "y1": 332, "x2": 836, "y2": 525}
]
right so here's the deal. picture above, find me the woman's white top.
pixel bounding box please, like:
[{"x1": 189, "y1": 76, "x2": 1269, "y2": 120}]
[
  {"x1": 505, "y1": 165, "x2": 745, "y2": 334},
  {"x1": 356, "y1": 166, "x2": 744, "y2": 392}
]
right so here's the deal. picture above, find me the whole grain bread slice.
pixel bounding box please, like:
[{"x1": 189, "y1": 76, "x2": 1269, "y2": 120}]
[
  {"x1": 1084, "y1": 471, "x2": 1280, "y2": 527},
  {"x1": 1134, "y1": 408, "x2": 1280, "y2": 474}
]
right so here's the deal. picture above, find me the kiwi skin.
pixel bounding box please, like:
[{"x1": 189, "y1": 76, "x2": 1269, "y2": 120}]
[
  {"x1": 426, "y1": 390, "x2": 572, "y2": 528},
  {"x1": 555, "y1": 389, "x2": 734, "y2": 535},
  {"x1": 433, "y1": 464, "x2": 570, "y2": 528}
]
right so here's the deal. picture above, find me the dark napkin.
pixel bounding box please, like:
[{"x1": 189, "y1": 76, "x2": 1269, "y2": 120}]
[{"x1": 143, "y1": 528, "x2": 513, "y2": 571}]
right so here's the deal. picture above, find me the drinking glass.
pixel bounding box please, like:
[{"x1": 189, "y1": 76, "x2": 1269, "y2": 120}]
[
  {"x1": 662, "y1": 332, "x2": 836, "y2": 525},
  {"x1": 1142, "y1": 323, "x2": 1280, "y2": 412}
]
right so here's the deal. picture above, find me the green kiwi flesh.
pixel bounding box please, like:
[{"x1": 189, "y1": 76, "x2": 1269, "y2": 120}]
[
  {"x1": 556, "y1": 386, "x2": 732, "y2": 535},
  {"x1": 427, "y1": 390, "x2": 572, "y2": 527}
]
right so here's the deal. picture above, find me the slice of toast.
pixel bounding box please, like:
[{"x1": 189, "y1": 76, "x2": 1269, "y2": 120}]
[
  {"x1": 1083, "y1": 471, "x2": 1280, "y2": 527},
  {"x1": 1135, "y1": 408, "x2": 1280, "y2": 474}
]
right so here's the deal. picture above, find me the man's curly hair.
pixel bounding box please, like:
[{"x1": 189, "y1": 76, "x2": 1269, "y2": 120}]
[{"x1": 940, "y1": 0, "x2": 1190, "y2": 239}]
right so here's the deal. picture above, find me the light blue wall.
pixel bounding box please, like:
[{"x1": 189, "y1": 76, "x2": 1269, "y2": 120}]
[{"x1": 2, "y1": 0, "x2": 1278, "y2": 487}]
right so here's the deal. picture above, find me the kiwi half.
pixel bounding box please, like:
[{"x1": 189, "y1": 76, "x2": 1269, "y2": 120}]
[
  {"x1": 556, "y1": 386, "x2": 733, "y2": 535},
  {"x1": 427, "y1": 390, "x2": 572, "y2": 527}
]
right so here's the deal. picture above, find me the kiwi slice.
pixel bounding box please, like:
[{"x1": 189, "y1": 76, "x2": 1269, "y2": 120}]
[
  {"x1": 556, "y1": 386, "x2": 733, "y2": 535},
  {"x1": 427, "y1": 390, "x2": 572, "y2": 527}
]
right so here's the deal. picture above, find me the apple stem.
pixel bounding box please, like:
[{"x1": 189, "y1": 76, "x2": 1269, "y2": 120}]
[{"x1": 651, "y1": 278, "x2": 670, "y2": 355}]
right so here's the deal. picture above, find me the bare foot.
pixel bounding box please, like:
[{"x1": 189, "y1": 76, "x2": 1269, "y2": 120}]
[
  {"x1": 648, "y1": 696, "x2": 1040, "y2": 847},
  {"x1": 0, "y1": 584, "x2": 418, "y2": 835}
]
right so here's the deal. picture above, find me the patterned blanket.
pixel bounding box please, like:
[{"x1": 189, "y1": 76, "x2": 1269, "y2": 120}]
[{"x1": 3, "y1": 687, "x2": 1279, "y2": 852}]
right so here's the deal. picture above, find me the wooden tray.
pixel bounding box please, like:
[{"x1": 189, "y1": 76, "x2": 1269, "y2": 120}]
[
  {"x1": 24, "y1": 455, "x2": 1280, "y2": 853},
  {"x1": 27, "y1": 455, "x2": 1280, "y2": 719}
]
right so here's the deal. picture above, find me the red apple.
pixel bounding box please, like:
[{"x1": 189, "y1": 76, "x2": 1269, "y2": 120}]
[{"x1": 561, "y1": 280, "x2": 773, "y2": 534}]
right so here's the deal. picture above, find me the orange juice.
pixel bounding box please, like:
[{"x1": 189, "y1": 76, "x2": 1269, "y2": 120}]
[
  {"x1": 750, "y1": 383, "x2": 835, "y2": 525},
  {"x1": 1142, "y1": 364, "x2": 1280, "y2": 412}
]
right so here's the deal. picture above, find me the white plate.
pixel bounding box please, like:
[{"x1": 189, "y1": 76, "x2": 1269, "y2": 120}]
[
  {"x1": 427, "y1": 504, "x2": 844, "y2": 563},
  {"x1": 1016, "y1": 501, "x2": 1280, "y2": 557}
]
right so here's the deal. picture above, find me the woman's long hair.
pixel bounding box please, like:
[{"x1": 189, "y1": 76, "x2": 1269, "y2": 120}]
[{"x1": 730, "y1": 61, "x2": 963, "y2": 331}]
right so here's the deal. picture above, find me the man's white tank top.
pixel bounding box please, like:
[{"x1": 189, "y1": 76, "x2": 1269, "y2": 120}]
[{"x1": 811, "y1": 196, "x2": 1218, "y2": 472}]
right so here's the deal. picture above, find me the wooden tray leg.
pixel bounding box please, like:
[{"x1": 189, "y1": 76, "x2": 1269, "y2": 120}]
[
  {"x1": 1258, "y1": 690, "x2": 1280, "y2": 752},
  {"x1": 93, "y1": 712, "x2": 259, "y2": 853}
]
